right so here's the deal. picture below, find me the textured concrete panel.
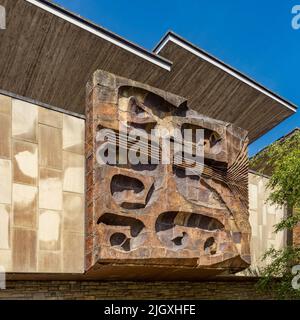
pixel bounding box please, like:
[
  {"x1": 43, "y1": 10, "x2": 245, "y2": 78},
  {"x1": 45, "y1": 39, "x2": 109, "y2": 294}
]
[
  {"x1": 63, "y1": 115, "x2": 84, "y2": 154},
  {"x1": 0, "y1": 204, "x2": 10, "y2": 249},
  {"x1": 63, "y1": 152, "x2": 84, "y2": 194},
  {"x1": 39, "y1": 210, "x2": 61, "y2": 251},
  {"x1": 13, "y1": 140, "x2": 38, "y2": 186},
  {"x1": 39, "y1": 107, "x2": 63, "y2": 128},
  {"x1": 12, "y1": 228, "x2": 37, "y2": 272},
  {"x1": 39, "y1": 124, "x2": 62, "y2": 170},
  {"x1": 39, "y1": 168, "x2": 62, "y2": 211},
  {"x1": 12, "y1": 184, "x2": 37, "y2": 229},
  {"x1": 0, "y1": 159, "x2": 11, "y2": 204},
  {"x1": 63, "y1": 192, "x2": 84, "y2": 233},
  {"x1": 12, "y1": 99, "x2": 37, "y2": 142}
]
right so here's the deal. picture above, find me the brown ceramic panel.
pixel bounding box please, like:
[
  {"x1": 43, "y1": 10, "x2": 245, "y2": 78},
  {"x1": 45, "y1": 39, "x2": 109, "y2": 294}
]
[
  {"x1": 38, "y1": 209, "x2": 61, "y2": 251},
  {"x1": 38, "y1": 251, "x2": 62, "y2": 273},
  {"x1": 13, "y1": 140, "x2": 38, "y2": 185},
  {"x1": 63, "y1": 115, "x2": 85, "y2": 154},
  {"x1": 12, "y1": 184, "x2": 37, "y2": 229},
  {"x1": 12, "y1": 228, "x2": 37, "y2": 272},
  {"x1": 63, "y1": 152, "x2": 84, "y2": 194},
  {"x1": 0, "y1": 159, "x2": 11, "y2": 204},
  {"x1": 39, "y1": 168, "x2": 62, "y2": 211},
  {"x1": 39, "y1": 124, "x2": 62, "y2": 169},
  {"x1": 63, "y1": 232, "x2": 84, "y2": 273},
  {"x1": 63, "y1": 192, "x2": 84, "y2": 233},
  {"x1": 12, "y1": 99, "x2": 37, "y2": 143},
  {"x1": 0, "y1": 204, "x2": 11, "y2": 249},
  {"x1": 0, "y1": 113, "x2": 11, "y2": 159},
  {"x1": 39, "y1": 107, "x2": 63, "y2": 128},
  {"x1": 0, "y1": 94, "x2": 12, "y2": 115}
]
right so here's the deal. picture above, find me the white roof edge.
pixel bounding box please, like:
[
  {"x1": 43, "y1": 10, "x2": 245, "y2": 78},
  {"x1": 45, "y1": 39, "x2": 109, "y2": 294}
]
[
  {"x1": 155, "y1": 34, "x2": 297, "y2": 113},
  {"x1": 25, "y1": 0, "x2": 171, "y2": 71}
]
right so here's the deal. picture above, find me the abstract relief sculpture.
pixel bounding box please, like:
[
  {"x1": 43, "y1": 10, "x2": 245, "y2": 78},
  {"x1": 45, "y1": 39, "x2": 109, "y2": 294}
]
[{"x1": 85, "y1": 70, "x2": 251, "y2": 276}]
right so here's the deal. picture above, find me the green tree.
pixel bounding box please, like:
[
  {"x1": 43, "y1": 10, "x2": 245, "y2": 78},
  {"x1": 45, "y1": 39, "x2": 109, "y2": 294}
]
[{"x1": 250, "y1": 129, "x2": 300, "y2": 299}]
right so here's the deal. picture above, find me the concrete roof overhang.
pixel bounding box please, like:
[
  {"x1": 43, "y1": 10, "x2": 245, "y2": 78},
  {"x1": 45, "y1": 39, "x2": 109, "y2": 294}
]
[{"x1": 0, "y1": 0, "x2": 296, "y2": 142}]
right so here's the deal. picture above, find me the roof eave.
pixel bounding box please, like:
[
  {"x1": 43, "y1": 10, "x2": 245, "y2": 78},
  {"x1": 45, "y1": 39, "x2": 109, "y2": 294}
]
[
  {"x1": 154, "y1": 31, "x2": 297, "y2": 113},
  {"x1": 25, "y1": 0, "x2": 173, "y2": 71}
]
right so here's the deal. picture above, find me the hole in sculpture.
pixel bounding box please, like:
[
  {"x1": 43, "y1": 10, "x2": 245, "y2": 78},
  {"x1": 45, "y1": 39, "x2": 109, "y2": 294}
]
[
  {"x1": 155, "y1": 211, "x2": 224, "y2": 232},
  {"x1": 111, "y1": 174, "x2": 144, "y2": 194},
  {"x1": 98, "y1": 213, "x2": 145, "y2": 238},
  {"x1": 181, "y1": 123, "x2": 222, "y2": 155},
  {"x1": 98, "y1": 213, "x2": 146, "y2": 252},
  {"x1": 110, "y1": 175, "x2": 154, "y2": 209},
  {"x1": 204, "y1": 237, "x2": 217, "y2": 255},
  {"x1": 209, "y1": 132, "x2": 221, "y2": 148},
  {"x1": 173, "y1": 165, "x2": 200, "y2": 181},
  {"x1": 110, "y1": 232, "x2": 126, "y2": 246},
  {"x1": 107, "y1": 146, "x2": 158, "y2": 171},
  {"x1": 110, "y1": 233, "x2": 131, "y2": 251},
  {"x1": 121, "y1": 238, "x2": 131, "y2": 251},
  {"x1": 172, "y1": 232, "x2": 187, "y2": 246}
]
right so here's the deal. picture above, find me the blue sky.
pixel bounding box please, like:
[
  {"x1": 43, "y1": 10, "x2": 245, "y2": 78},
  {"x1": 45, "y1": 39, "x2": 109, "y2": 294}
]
[{"x1": 54, "y1": 0, "x2": 300, "y2": 156}]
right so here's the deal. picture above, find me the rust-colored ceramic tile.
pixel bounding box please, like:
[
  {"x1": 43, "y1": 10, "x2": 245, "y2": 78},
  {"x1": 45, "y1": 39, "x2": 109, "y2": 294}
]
[
  {"x1": 0, "y1": 204, "x2": 10, "y2": 249},
  {"x1": 0, "y1": 94, "x2": 12, "y2": 115},
  {"x1": 39, "y1": 210, "x2": 61, "y2": 251},
  {"x1": 12, "y1": 228, "x2": 37, "y2": 272},
  {"x1": 13, "y1": 140, "x2": 38, "y2": 185},
  {"x1": 63, "y1": 151, "x2": 84, "y2": 194},
  {"x1": 62, "y1": 232, "x2": 84, "y2": 273},
  {"x1": 38, "y1": 107, "x2": 63, "y2": 128},
  {"x1": 0, "y1": 113, "x2": 11, "y2": 159},
  {"x1": 13, "y1": 184, "x2": 37, "y2": 229},
  {"x1": 39, "y1": 168, "x2": 62, "y2": 211},
  {"x1": 63, "y1": 192, "x2": 84, "y2": 233},
  {"x1": 39, "y1": 124, "x2": 62, "y2": 169},
  {"x1": 63, "y1": 115, "x2": 84, "y2": 154},
  {"x1": 0, "y1": 159, "x2": 11, "y2": 204},
  {"x1": 12, "y1": 99, "x2": 37, "y2": 142},
  {"x1": 38, "y1": 251, "x2": 62, "y2": 273}
]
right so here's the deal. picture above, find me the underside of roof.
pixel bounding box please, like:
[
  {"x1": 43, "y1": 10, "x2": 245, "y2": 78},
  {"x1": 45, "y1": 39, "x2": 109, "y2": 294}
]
[{"x1": 0, "y1": 0, "x2": 296, "y2": 142}]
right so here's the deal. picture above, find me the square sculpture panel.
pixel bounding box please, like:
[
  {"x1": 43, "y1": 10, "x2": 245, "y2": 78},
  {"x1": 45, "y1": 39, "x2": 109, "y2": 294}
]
[{"x1": 85, "y1": 70, "x2": 251, "y2": 276}]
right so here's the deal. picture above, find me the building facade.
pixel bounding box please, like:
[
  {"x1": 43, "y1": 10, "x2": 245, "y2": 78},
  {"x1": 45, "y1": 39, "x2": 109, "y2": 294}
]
[{"x1": 0, "y1": 0, "x2": 297, "y2": 298}]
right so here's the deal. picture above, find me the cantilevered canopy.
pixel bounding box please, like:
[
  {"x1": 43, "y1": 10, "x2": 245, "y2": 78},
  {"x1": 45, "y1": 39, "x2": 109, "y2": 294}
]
[
  {"x1": 153, "y1": 32, "x2": 297, "y2": 142},
  {"x1": 0, "y1": 0, "x2": 296, "y2": 142}
]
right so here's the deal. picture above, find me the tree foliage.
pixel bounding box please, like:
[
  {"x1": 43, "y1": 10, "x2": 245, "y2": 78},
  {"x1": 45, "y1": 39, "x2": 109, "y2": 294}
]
[{"x1": 250, "y1": 130, "x2": 300, "y2": 299}]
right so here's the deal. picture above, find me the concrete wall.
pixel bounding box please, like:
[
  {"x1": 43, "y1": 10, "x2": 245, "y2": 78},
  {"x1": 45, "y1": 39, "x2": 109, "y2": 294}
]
[
  {"x1": 0, "y1": 94, "x2": 85, "y2": 273},
  {"x1": 248, "y1": 172, "x2": 286, "y2": 272}
]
